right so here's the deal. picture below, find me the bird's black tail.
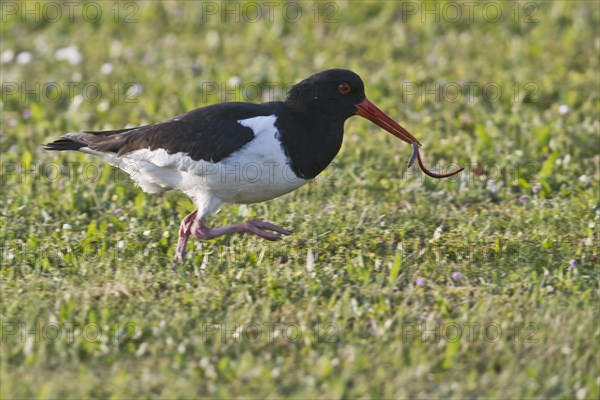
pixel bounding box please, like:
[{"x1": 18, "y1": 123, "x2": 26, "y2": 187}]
[
  {"x1": 44, "y1": 127, "x2": 141, "y2": 153},
  {"x1": 43, "y1": 138, "x2": 87, "y2": 151}
]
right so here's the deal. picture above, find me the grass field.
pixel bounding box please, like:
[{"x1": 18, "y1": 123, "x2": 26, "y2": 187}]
[{"x1": 1, "y1": 1, "x2": 599, "y2": 398}]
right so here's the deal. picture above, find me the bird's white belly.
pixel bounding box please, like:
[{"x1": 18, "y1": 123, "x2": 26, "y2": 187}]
[{"x1": 176, "y1": 158, "x2": 309, "y2": 204}]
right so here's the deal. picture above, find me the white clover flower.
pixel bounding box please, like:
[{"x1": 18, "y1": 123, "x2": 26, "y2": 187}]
[
  {"x1": 101, "y1": 62, "x2": 114, "y2": 75},
  {"x1": 16, "y1": 51, "x2": 33, "y2": 65},
  {"x1": 558, "y1": 104, "x2": 569, "y2": 115},
  {"x1": 55, "y1": 45, "x2": 83, "y2": 66},
  {"x1": 1, "y1": 49, "x2": 15, "y2": 64}
]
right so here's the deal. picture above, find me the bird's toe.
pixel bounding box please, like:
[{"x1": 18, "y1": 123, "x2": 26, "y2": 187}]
[{"x1": 248, "y1": 220, "x2": 293, "y2": 236}]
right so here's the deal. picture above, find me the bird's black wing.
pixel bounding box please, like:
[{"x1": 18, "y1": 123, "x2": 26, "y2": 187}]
[{"x1": 44, "y1": 102, "x2": 279, "y2": 162}]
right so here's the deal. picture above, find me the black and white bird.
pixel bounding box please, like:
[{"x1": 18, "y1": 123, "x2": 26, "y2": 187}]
[{"x1": 45, "y1": 69, "x2": 434, "y2": 261}]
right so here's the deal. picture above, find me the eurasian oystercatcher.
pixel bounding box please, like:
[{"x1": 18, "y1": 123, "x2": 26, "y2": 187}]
[{"x1": 45, "y1": 69, "x2": 463, "y2": 261}]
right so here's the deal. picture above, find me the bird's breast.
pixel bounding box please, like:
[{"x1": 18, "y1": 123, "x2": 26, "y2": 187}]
[{"x1": 220, "y1": 115, "x2": 310, "y2": 202}]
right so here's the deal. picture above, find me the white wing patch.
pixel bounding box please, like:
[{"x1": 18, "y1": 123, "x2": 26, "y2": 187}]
[{"x1": 237, "y1": 115, "x2": 276, "y2": 136}]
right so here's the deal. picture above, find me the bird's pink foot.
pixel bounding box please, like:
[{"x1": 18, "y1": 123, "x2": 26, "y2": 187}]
[
  {"x1": 193, "y1": 219, "x2": 292, "y2": 241},
  {"x1": 174, "y1": 214, "x2": 292, "y2": 262},
  {"x1": 174, "y1": 210, "x2": 198, "y2": 262}
]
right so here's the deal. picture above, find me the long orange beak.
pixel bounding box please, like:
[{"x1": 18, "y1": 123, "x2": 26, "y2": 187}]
[{"x1": 355, "y1": 98, "x2": 421, "y2": 146}]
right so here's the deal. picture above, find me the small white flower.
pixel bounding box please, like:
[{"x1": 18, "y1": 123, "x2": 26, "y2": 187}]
[
  {"x1": 62, "y1": 223, "x2": 72, "y2": 230},
  {"x1": 0, "y1": 49, "x2": 15, "y2": 64},
  {"x1": 55, "y1": 45, "x2": 83, "y2": 66},
  {"x1": 143, "y1": 230, "x2": 151, "y2": 236},
  {"x1": 97, "y1": 100, "x2": 109, "y2": 112},
  {"x1": 206, "y1": 30, "x2": 219, "y2": 48},
  {"x1": 16, "y1": 51, "x2": 33, "y2": 65},
  {"x1": 228, "y1": 76, "x2": 241, "y2": 86},
  {"x1": 101, "y1": 62, "x2": 114, "y2": 75},
  {"x1": 558, "y1": 104, "x2": 569, "y2": 115},
  {"x1": 579, "y1": 175, "x2": 590, "y2": 185},
  {"x1": 110, "y1": 41, "x2": 123, "y2": 57},
  {"x1": 576, "y1": 388, "x2": 587, "y2": 400}
]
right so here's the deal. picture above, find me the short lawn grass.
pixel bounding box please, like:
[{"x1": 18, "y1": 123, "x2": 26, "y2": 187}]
[{"x1": 1, "y1": 1, "x2": 599, "y2": 398}]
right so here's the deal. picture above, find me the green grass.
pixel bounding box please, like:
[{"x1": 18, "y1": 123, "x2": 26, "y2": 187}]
[{"x1": 1, "y1": 1, "x2": 599, "y2": 398}]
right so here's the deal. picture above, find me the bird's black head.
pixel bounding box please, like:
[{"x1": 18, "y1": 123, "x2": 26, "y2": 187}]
[
  {"x1": 278, "y1": 69, "x2": 425, "y2": 180},
  {"x1": 285, "y1": 69, "x2": 421, "y2": 146},
  {"x1": 285, "y1": 69, "x2": 366, "y2": 120}
]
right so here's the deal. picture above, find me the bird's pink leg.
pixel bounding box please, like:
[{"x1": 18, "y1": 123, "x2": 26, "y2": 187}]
[
  {"x1": 174, "y1": 210, "x2": 198, "y2": 262},
  {"x1": 192, "y1": 219, "x2": 292, "y2": 241}
]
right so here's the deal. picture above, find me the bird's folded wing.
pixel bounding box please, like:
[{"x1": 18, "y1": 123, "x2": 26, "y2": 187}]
[{"x1": 44, "y1": 102, "x2": 277, "y2": 163}]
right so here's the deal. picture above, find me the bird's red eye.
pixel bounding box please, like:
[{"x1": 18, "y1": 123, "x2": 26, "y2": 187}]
[{"x1": 338, "y1": 82, "x2": 351, "y2": 94}]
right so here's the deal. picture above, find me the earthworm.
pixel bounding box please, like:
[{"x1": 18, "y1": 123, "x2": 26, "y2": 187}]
[{"x1": 408, "y1": 141, "x2": 464, "y2": 179}]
